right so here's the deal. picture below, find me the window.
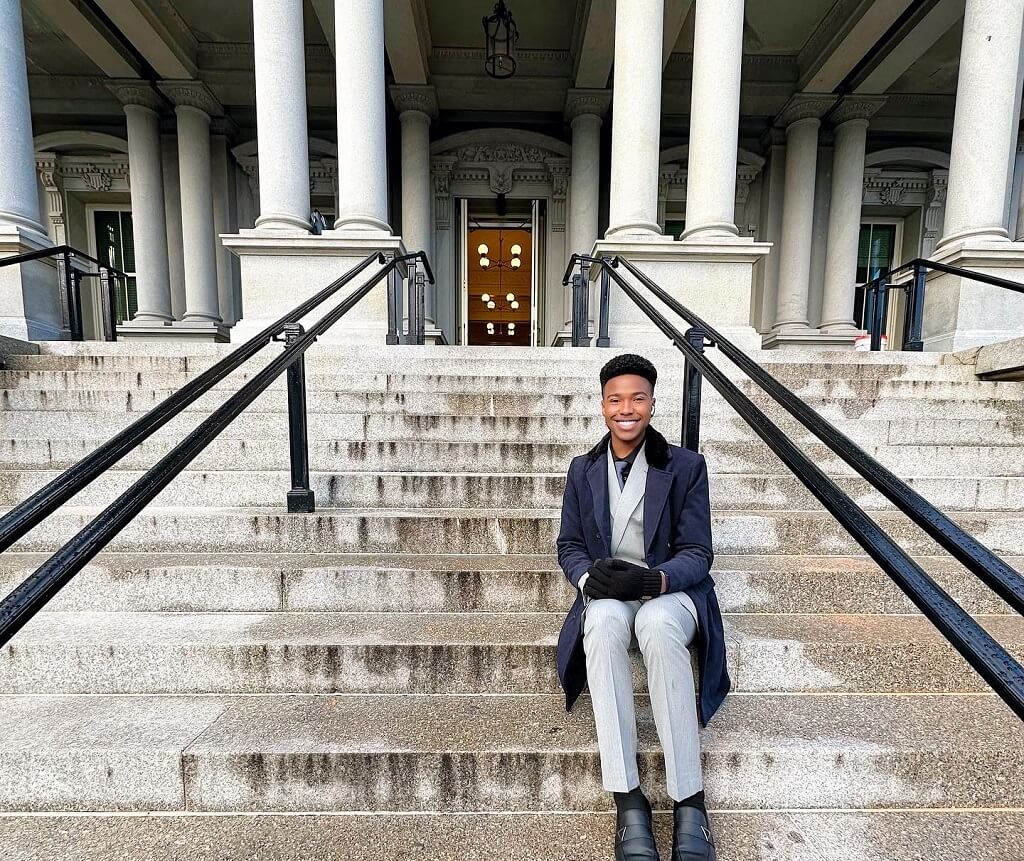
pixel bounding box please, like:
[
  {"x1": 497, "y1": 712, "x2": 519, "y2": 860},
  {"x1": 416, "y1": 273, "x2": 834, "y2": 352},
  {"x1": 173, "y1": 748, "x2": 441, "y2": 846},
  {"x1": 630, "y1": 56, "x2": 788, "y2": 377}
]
[
  {"x1": 853, "y1": 222, "x2": 898, "y2": 329},
  {"x1": 92, "y1": 210, "x2": 138, "y2": 323}
]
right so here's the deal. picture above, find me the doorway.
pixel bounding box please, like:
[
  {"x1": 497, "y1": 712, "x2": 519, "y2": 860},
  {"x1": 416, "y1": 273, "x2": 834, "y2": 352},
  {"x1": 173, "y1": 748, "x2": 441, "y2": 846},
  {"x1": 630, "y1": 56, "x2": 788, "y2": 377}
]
[{"x1": 459, "y1": 198, "x2": 543, "y2": 346}]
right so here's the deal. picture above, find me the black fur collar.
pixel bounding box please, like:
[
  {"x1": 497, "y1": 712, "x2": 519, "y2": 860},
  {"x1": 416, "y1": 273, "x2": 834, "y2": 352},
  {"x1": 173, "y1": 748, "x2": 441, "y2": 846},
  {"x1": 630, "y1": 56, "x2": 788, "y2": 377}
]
[{"x1": 584, "y1": 425, "x2": 671, "y2": 470}]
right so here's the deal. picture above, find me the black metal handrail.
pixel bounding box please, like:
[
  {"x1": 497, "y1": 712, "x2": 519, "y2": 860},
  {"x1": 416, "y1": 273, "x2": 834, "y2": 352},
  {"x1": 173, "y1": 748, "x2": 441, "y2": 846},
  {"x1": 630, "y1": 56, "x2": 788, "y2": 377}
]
[
  {"x1": 0, "y1": 244, "x2": 132, "y2": 342},
  {"x1": 564, "y1": 252, "x2": 1024, "y2": 721},
  {"x1": 859, "y1": 257, "x2": 1024, "y2": 352},
  {"x1": 0, "y1": 249, "x2": 433, "y2": 647}
]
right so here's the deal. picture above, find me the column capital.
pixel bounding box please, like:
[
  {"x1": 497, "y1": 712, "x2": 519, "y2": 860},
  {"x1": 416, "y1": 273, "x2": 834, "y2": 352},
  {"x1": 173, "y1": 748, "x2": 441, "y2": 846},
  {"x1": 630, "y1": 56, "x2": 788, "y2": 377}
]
[
  {"x1": 829, "y1": 95, "x2": 887, "y2": 126},
  {"x1": 775, "y1": 93, "x2": 838, "y2": 128},
  {"x1": 564, "y1": 88, "x2": 611, "y2": 121},
  {"x1": 106, "y1": 80, "x2": 164, "y2": 113},
  {"x1": 157, "y1": 80, "x2": 223, "y2": 116},
  {"x1": 389, "y1": 84, "x2": 438, "y2": 119}
]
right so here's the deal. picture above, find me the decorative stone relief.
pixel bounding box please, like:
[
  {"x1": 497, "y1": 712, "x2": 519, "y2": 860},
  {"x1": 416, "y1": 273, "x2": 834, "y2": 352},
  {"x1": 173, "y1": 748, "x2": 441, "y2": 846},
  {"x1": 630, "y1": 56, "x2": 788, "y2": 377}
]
[
  {"x1": 456, "y1": 145, "x2": 551, "y2": 165},
  {"x1": 431, "y1": 157, "x2": 457, "y2": 230},
  {"x1": 922, "y1": 170, "x2": 948, "y2": 257},
  {"x1": 389, "y1": 85, "x2": 439, "y2": 118},
  {"x1": 105, "y1": 80, "x2": 164, "y2": 111},
  {"x1": 547, "y1": 159, "x2": 571, "y2": 232},
  {"x1": 862, "y1": 169, "x2": 929, "y2": 206},
  {"x1": 59, "y1": 156, "x2": 131, "y2": 194},
  {"x1": 157, "y1": 80, "x2": 223, "y2": 116},
  {"x1": 829, "y1": 96, "x2": 887, "y2": 126},
  {"x1": 564, "y1": 89, "x2": 611, "y2": 121},
  {"x1": 775, "y1": 93, "x2": 838, "y2": 127},
  {"x1": 488, "y1": 165, "x2": 514, "y2": 194},
  {"x1": 35, "y1": 154, "x2": 66, "y2": 244}
]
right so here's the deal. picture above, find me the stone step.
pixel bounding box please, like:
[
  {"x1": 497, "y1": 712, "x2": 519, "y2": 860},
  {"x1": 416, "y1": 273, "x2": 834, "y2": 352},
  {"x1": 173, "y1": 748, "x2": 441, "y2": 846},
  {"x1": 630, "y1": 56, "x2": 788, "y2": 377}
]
[
  {"x1": 3, "y1": 433, "x2": 1024, "y2": 478},
  {"x1": 1, "y1": 552, "x2": 1015, "y2": 616},
  {"x1": 4, "y1": 611, "x2": 1020, "y2": 695},
  {"x1": 2, "y1": 374, "x2": 1018, "y2": 405},
  {"x1": 0, "y1": 359, "x2": 982, "y2": 390},
  {"x1": 8, "y1": 506, "x2": 1024, "y2": 556},
  {"x1": 0, "y1": 810, "x2": 1020, "y2": 861},
  {"x1": 1, "y1": 693, "x2": 1020, "y2": 811},
  {"x1": 5, "y1": 412, "x2": 1024, "y2": 450},
  {"x1": 3, "y1": 468, "x2": 1023, "y2": 511},
  {"x1": 17, "y1": 340, "x2": 956, "y2": 364}
]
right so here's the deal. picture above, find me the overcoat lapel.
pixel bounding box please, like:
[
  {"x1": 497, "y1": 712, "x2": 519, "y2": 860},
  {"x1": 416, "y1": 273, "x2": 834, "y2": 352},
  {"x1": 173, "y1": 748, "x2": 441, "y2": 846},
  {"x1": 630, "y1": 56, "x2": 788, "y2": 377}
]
[
  {"x1": 643, "y1": 467, "x2": 673, "y2": 554},
  {"x1": 585, "y1": 455, "x2": 611, "y2": 557}
]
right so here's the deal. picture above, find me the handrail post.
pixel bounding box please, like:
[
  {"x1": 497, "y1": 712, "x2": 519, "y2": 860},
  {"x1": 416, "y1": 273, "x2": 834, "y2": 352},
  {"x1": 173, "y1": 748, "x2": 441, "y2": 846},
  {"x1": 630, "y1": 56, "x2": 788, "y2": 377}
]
[
  {"x1": 570, "y1": 259, "x2": 590, "y2": 346},
  {"x1": 386, "y1": 266, "x2": 401, "y2": 345},
  {"x1": 415, "y1": 266, "x2": 427, "y2": 345},
  {"x1": 870, "y1": 275, "x2": 887, "y2": 351},
  {"x1": 56, "y1": 249, "x2": 73, "y2": 336},
  {"x1": 283, "y1": 322, "x2": 315, "y2": 513},
  {"x1": 401, "y1": 258, "x2": 418, "y2": 344},
  {"x1": 67, "y1": 270, "x2": 84, "y2": 342},
  {"x1": 596, "y1": 265, "x2": 611, "y2": 347},
  {"x1": 97, "y1": 265, "x2": 118, "y2": 342},
  {"x1": 681, "y1": 326, "x2": 707, "y2": 452},
  {"x1": 903, "y1": 262, "x2": 926, "y2": 352}
]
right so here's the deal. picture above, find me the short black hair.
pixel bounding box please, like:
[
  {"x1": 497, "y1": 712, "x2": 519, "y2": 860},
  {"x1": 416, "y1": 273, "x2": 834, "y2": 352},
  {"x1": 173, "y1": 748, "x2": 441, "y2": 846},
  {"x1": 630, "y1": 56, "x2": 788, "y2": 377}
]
[{"x1": 600, "y1": 353, "x2": 657, "y2": 393}]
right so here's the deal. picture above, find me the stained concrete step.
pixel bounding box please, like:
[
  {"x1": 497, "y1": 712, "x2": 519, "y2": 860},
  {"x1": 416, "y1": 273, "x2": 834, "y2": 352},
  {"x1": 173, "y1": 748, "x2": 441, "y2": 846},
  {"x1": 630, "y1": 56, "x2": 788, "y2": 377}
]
[
  {"x1": 9, "y1": 507, "x2": 1024, "y2": 556},
  {"x1": 6, "y1": 384, "x2": 1024, "y2": 421},
  {"x1": 1, "y1": 553, "x2": 1016, "y2": 616},
  {"x1": 3, "y1": 469, "x2": 1024, "y2": 511},
  {"x1": 5, "y1": 412, "x2": 1024, "y2": 452},
  {"x1": 3, "y1": 611, "x2": 1020, "y2": 695},
  {"x1": 1, "y1": 693, "x2": 1020, "y2": 811},
  {"x1": 0, "y1": 355, "x2": 984, "y2": 389},
  {"x1": 3, "y1": 434, "x2": 1024, "y2": 478},
  {"x1": 0, "y1": 810, "x2": 1021, "y2": 861},
  {"x1": 2, "y1": 375, "x2": 1020, "y2": 406}
]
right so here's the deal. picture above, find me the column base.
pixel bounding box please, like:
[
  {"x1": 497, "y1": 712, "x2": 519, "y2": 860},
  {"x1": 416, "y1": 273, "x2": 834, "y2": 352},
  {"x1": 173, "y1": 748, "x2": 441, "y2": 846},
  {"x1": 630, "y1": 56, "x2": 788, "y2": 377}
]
[
  {"x1": 117, "y1": 318, "x2": 230, "y2": 342},
  {"x1": 592, "y1": 235, "x2": 770, "y2": 352},
  {"x1": 761, "y1": 329, "x2": 861, "y2": 350},
  {"x1": 921, "y1": 238, "x2": 1024, "y2": 351},
  {"x1": 550, "y1": 328, "x2": 575, "y2": 347},
  {"x1": 0, "y1": 225, "x2": 64, "y2": 341},
  {"x1": 423, "y1": 327, "x2": 449, "y2": 345},
  {"x1": 221, "y1": 229, "x2": 405, "y2": 344}
]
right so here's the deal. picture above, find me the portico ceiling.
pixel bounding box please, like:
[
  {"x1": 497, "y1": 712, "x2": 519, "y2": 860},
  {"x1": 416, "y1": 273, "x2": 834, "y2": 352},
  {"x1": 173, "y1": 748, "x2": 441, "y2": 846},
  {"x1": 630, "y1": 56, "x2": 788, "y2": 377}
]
[{"x1": 21, "y1": 0, "x2": 967, "y2": 133}]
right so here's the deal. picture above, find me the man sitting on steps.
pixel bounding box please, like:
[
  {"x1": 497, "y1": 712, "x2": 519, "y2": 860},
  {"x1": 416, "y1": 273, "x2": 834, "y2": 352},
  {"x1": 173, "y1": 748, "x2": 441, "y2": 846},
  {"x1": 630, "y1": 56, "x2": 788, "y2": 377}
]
[{"x1": 555, "y1": 353, "x2": 730, "y2": 861}]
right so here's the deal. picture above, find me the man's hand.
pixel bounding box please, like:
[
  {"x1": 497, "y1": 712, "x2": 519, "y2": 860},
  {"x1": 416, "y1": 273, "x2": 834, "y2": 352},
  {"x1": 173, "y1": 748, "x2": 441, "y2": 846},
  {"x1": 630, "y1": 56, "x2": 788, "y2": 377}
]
[{"x1": 582, "y1": 558, "x2": 663, "y2": 601}]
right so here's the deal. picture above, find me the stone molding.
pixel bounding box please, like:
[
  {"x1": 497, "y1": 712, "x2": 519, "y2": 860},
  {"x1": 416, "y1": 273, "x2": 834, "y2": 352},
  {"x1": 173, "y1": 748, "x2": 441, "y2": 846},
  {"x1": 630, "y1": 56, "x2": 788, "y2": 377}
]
[
  {"x1": 829, "y1": 95, "x2": 887, "y2": 126},
  {"x1": 157, "y1": 80, "x2": 223, "y2": 116},
  {"x1": 389, "y1": 85, "x2": 439, "y2": 119},
  {"x1": 564, "y1": 88, "x2": 611, "y2": 121},
  {"x1": 548, "y1": 158, "x2": 571, "y2": 231},
  {"x1": 35, "y1": 154, "x2": 66, "y2": 244},
  {"x1": 106, "y1": 80, "x2": 164, "y2": 112},
  {"x1": 775, "y1": 93, "x2": 838, "y2": 127},
  {"x1": 431, "y1": 156, "x2": 458, "y2": 230},
  {"x1": 431, "y1": 46, "x2": 569, "y2": 63}
]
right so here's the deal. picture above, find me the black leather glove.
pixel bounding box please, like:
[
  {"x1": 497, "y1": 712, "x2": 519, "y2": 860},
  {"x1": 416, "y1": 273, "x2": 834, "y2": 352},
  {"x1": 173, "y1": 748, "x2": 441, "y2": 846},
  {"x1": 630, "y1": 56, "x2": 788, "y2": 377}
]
[{"x1": 583, "y1": 557, "x2": 663, "y2": 601}]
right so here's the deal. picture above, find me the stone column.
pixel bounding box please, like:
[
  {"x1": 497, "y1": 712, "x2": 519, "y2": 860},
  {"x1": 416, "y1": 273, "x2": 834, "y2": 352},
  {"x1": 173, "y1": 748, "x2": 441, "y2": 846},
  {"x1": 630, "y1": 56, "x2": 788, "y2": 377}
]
[
  {"x1": 335, "y1": 0, "x2": 390, "y2": 233},
  {"x1": 682, "y1": 0, "x2": 744, "y2": 239},
  {"x1": 0, "y1": 0, "x2": 45, "y2": 236},
  {"x1": 390, "y1": 85, "x2": 438, "y2": 329},
  {"x1": 566, "y1": 90, "x2": 609, "y2": 256},
  {"x1": 820, "y1": 99, "x2": 885, "y2": 334},
  {"x1": 564, "y1": 90, "x2": 610, "y2": 340},
  {"x1": 107, "y1": 82, "x2": 174, "y2": 323},
  {"x1": 253, "y1": 0, "x2": 310, "y2": 231},
  {"x1": 940, "y1": 0, "x2": 1024, "y2": 247},
  {"x1": 159, "y1": 82, "x2": 224, "y2": 329},
  {"x1": 770, "y1": 97, "x2": 836, "y2": 342},
  {"x1": 606, "y1": 0, "x2": 664, "y2": 238}
]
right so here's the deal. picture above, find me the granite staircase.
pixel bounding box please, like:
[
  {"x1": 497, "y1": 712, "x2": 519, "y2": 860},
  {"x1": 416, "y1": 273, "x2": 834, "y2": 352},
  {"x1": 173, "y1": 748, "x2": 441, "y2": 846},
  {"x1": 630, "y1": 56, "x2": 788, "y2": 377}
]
[{"x1": 0, "y1": 342, "x2": 1022, "y2": 860}]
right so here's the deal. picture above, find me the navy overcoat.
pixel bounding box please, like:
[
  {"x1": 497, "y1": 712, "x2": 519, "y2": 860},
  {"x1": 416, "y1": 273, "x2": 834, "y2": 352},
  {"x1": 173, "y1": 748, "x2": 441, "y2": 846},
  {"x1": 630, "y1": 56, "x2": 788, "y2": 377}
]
[{"x1": 554, "y1": 426, "x2": 730, "y2": 726}]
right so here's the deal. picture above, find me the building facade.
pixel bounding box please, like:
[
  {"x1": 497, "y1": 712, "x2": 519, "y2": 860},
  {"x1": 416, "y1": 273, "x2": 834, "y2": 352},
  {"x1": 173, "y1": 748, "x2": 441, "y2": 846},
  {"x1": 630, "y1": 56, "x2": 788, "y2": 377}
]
[{"x1": 2, "y1": 0, "x2": 1024, "y2": 351}]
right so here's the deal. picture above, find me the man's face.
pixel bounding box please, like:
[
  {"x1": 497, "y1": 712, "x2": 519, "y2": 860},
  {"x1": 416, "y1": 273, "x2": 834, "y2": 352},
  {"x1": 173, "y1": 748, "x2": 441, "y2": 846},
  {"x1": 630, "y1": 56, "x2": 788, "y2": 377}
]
[{"x1": 601, "y1": 373, "x2": 655, "y2": 448}]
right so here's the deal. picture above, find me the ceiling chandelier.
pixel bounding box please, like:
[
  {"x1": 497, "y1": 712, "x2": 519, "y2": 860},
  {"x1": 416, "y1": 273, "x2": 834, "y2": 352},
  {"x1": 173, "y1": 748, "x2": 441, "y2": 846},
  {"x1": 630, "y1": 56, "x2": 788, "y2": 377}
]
[
  {"x1": 477, "y1": 235, "x2": 522, "y2": 337},
  {"x1": 482, "y1": 0, "x2": 519, "y2": 79}
]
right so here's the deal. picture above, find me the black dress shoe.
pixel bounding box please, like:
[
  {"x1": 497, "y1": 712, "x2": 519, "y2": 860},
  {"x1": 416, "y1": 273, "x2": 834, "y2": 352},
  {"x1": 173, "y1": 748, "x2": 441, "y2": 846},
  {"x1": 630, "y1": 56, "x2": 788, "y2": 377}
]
[
  {"x1": 614, "y1": 803, "x2": 660, "y2": 861},
  {"x1": 671, "y1": 806, "x2": 716, "y2": 861}
]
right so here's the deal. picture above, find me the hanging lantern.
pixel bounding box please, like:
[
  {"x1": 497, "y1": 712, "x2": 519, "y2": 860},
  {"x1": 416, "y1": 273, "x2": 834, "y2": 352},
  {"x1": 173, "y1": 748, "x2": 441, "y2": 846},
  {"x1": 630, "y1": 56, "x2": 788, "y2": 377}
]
[{"x1": 482, "y1": 1, "x2": 519, "y2": 79}]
